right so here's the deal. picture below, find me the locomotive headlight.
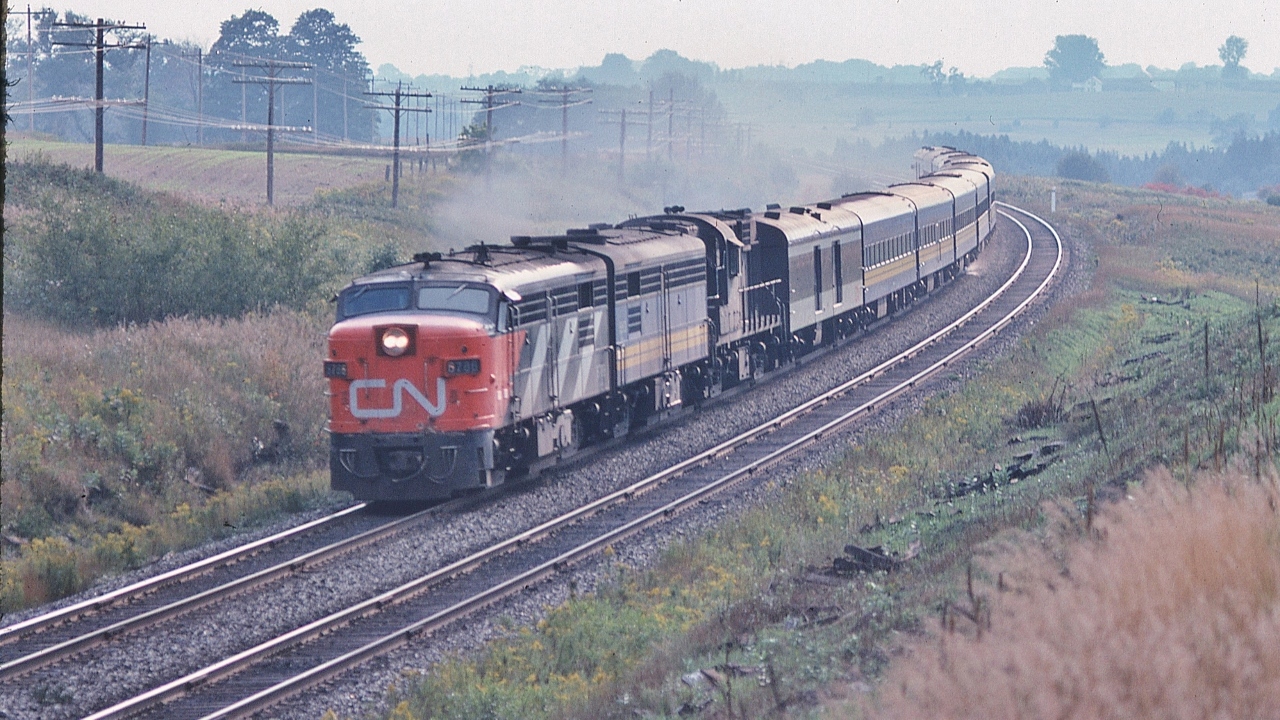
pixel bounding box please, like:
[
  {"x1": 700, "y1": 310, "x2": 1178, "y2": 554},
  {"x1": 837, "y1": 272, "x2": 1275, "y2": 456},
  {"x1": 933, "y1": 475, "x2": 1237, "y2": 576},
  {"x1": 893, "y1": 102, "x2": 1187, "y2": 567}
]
[{"x1": 380, "y1": 327, "x2": 410, "y2": 356}]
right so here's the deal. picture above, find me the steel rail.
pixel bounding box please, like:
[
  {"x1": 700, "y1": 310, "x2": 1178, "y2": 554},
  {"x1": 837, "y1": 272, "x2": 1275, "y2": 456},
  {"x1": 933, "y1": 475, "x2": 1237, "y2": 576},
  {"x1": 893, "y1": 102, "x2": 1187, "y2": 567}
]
[
  {"x1": 0, "y1": 504, "x2": 365, "y2": 649},
  {"x1": 0, "y1": 500, "x2": 480, "y2": 680},
  {"x1": 85, "y1": 203, "x2": 1061, "y2": 720}
]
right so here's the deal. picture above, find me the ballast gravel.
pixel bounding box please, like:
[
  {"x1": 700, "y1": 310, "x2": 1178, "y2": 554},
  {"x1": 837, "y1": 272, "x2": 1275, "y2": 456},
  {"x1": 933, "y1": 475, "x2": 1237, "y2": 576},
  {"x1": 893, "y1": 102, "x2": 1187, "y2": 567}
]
[{"x1": 0, "y1": 215, "x2": 1081, "y2": 720}]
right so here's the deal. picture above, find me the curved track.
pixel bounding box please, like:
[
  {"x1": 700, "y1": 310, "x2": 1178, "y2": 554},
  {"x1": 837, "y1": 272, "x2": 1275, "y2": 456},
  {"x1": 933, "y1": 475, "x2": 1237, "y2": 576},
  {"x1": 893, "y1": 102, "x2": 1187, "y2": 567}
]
[{"x1": 65, "y1": 202, "x2": 1062, "y2": 720}]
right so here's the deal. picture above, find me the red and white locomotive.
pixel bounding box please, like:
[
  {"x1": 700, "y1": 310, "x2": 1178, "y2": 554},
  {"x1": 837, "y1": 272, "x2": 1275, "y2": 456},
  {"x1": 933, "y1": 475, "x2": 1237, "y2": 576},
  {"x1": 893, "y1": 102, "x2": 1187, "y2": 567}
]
[{"x1": 325, "y1": 147, "x2": 993, "y2": 502}]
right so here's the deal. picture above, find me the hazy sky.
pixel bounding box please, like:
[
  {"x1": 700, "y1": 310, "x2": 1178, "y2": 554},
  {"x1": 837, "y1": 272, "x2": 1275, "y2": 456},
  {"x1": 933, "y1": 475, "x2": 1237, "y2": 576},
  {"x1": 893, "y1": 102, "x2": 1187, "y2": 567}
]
[{"x1": 50, "y1": 0, "x2": 1278, "y2": 78}]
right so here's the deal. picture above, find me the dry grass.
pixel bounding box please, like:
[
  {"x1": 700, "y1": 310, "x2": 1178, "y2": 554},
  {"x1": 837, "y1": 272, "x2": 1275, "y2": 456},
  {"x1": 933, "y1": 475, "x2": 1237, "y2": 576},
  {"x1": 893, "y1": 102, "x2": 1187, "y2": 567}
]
[
  {"x1": 868, "y1": 465, "x2": 1280, "y2": 720},
  {"x1": 1, "y1": 310, "x2": 335, "y2": 609}
]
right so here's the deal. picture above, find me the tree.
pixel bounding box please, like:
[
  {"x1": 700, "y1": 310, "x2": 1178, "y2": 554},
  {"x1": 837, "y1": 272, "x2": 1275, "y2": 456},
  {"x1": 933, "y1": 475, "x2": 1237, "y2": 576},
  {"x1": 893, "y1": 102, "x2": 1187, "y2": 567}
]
[
  {"x1": 287, "y1": 9, "x2": 364, "y2": 74},
  {"x1": 1057, "y1": 151, "x2": 1110, "y2": 183},
  {"x1": 1044, "y1": 35, "x2": 1105, "y2": 86},
  {"x1": 922, "y1": 60, "x2": 945, "y2": 88},
  {"x1": 1219, "y1": 35, "x2": 1248, "y2": 79},
  {"x1": 285, "y1": 9, "x2": 373, "y2": 141},
  {"x1": 210, "y1": 10, "x2": 281, "y2": 58}
]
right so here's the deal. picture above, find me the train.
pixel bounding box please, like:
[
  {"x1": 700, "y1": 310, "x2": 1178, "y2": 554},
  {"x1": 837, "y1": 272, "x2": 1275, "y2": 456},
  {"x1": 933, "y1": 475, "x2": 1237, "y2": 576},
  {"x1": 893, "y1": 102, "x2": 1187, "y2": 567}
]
[{"x1": 324, "y1": 147, "x2": 994, "y2": 502}]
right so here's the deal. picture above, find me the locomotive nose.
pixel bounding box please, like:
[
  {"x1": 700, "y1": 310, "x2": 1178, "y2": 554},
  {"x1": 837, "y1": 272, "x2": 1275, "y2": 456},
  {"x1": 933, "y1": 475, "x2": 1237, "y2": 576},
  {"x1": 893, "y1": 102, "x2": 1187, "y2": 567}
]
[{"x1": 327, "y1": 313, "x2": 509, "y2": 435}]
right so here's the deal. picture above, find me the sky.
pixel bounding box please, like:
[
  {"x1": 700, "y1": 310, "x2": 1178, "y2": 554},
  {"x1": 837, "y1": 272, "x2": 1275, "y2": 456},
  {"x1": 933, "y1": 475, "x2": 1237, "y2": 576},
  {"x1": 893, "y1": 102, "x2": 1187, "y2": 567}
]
[{"x1": 36, "y1": 0, "x2": 1279, "y2": 78}]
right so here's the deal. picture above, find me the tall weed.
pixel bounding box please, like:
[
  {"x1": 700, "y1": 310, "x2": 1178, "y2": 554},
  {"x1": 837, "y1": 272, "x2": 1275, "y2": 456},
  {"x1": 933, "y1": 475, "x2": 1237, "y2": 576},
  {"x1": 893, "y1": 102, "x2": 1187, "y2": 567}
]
[
  {"x1": 872, "y1": 467, "x2": 1280, "y2": 719},
  {"x1": 1, "y1": 311, "x2": 335, "y2": 610}
]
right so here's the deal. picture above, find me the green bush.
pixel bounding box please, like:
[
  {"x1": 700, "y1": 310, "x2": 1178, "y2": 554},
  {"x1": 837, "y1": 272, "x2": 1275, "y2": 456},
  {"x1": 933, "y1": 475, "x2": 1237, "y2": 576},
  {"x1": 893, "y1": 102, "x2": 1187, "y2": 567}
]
[{"x1": 3, "y1": 159, "x2": 351, "y2": 326}]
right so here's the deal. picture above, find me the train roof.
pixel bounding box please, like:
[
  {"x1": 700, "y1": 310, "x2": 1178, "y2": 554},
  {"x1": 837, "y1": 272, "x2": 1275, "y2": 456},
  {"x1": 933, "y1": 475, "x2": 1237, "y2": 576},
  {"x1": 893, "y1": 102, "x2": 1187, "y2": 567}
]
[
  {"x1": 829, "y1": 191, "x2": 918, "y2": 232},
  {"x1": 346, "y1": 223, "x2": 704, "y2": 298},
  {"x1": 918, "y1": 171, "x2": 982, "y2": 197}
]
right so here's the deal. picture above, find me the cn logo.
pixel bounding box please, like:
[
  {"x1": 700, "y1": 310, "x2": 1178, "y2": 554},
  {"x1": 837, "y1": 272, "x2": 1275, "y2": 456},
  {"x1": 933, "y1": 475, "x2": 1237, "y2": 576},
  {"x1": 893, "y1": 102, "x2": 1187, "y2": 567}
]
[{"x1": 349, "y1": 378, "x2": 446, "y2": 419}]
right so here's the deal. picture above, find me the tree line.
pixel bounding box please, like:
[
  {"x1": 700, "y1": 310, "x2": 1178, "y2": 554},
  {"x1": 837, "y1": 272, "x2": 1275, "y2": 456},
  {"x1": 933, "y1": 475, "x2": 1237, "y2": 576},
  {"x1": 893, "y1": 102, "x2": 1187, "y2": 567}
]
[
  {"x1": 892, "y1": 129, "x2": 1280, "y2": 197},
  {"x1": 4, "y1": 7, "x2": 375, "y2": 145}
]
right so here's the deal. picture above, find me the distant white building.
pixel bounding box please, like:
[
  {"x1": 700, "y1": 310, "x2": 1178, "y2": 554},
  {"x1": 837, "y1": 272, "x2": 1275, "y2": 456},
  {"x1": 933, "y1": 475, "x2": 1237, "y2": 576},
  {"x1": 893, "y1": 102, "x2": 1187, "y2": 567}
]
[{"x1": 1072, "y1": 77, "x2": 1104, "y2": 92}]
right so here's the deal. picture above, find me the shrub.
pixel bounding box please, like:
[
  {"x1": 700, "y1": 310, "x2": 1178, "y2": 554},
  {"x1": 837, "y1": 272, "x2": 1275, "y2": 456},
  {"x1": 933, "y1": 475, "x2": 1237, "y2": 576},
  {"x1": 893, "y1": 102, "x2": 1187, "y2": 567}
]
[{"x1": 3, "y1": 159, "x2": 351, "y2": 326}]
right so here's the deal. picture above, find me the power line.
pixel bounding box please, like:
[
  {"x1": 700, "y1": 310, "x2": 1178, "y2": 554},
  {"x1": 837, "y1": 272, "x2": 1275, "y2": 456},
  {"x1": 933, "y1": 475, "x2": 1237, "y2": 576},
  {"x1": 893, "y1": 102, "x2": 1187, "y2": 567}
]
[{"x1": 233, "y1": 58, "x2": 313, "y2": 205}]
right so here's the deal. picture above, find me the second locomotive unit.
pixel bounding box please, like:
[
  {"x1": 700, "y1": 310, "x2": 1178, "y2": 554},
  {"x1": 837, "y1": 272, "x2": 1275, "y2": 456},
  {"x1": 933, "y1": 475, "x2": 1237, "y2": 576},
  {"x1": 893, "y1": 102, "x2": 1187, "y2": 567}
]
[{"x1": 325, "y1": 147, "x2": 994, "y2": 502}]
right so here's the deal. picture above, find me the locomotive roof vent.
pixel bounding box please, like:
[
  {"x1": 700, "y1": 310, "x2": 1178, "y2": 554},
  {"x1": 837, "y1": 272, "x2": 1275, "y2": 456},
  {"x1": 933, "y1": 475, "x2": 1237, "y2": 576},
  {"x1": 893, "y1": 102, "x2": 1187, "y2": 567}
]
[
  {"x1": 412, "y1": 251, "x2": 443, "y2": 267},
  {"x1": 663, "y1": 205, "x2": 685, "y2": 214},
  {"x1": 840, "y1": 190, "x2": 895, "y2": 199},
  {"x1": 644, "y1": 220, "x2": 685, "y2": 233},
  {"x1": 510, "y1": 235, "x2": 531, "y2": 247},
  {"x1": 469, "y1": 243, "x2": 492, "y2": 264},
  {"x1": 565, "y1": 227, "x2": 608, "y2": 244},
  {"x1": 766, "y1": 203, "x2": 781, "y2": 210},
  {"x1": 763, "y1": 211, "x2": 781, "y2": 220},
  {"x1": 789, "y1": 206, "x2": 806, "y2": 214},
  {"x1": 816, "y1": 202, "x2": 832, "y2": 210}
]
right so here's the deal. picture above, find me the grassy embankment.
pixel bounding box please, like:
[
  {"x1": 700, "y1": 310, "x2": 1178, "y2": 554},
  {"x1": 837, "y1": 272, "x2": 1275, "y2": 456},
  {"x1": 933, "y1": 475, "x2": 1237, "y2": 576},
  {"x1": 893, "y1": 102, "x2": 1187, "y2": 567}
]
[
  {"x1": 366, "y1": 179, "x2": 1279, "y2": 720},
  {"x1": 0, "y1": 156, "x2": 452, "y2": 612}
]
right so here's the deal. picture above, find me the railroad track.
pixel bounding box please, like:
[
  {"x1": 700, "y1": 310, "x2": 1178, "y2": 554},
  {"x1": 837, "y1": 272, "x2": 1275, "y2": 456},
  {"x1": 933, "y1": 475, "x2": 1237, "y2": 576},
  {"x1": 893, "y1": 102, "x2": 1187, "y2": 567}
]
[
  {"x1": 0, "y1": 490, "x2": 524, "y2": 682},
  {"x1": 53, "y1": 202, "x2": 1061, "y2": 720}
]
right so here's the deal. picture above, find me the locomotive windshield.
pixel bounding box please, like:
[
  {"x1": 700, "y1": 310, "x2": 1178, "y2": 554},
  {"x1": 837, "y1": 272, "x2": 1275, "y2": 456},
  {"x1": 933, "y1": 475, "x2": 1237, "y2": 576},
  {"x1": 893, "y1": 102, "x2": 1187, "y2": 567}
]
[
  {"x1": 337, "y1": 281, "x2": 501, "y2": 328},
  {"x1": 341, "y1": 284, "x2": 412, "y2": 318},
  {"x1": 417, "y1": 284, "x2": 494, "y2": 315}
]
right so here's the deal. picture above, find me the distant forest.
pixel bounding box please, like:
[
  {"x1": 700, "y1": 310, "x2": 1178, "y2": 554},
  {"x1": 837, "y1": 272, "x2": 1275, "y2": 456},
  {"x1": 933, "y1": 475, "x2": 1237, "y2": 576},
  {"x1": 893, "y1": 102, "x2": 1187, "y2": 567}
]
[{"x1": 854, "y1": 129, "x2": 1280, "y2": 198}]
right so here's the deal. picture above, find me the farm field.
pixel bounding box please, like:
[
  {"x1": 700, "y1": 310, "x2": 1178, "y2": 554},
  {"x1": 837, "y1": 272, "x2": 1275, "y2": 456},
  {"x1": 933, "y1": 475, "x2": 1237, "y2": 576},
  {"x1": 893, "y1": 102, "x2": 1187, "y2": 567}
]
[{"x1": 6, "y1": 136, "x2": 397, "y2": 206}]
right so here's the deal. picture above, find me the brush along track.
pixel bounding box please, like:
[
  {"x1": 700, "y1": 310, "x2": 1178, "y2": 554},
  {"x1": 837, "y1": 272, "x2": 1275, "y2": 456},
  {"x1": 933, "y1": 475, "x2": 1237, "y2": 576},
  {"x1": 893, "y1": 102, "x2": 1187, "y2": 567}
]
[{"x1": 75, "y1": 203, "x2": 1060, "y2": 720}]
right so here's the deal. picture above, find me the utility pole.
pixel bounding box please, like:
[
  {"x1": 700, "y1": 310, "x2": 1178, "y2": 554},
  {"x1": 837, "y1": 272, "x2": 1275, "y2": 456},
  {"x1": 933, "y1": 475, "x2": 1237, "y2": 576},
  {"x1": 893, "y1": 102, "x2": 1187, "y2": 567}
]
[
  {"x1": 599, "y1": 108, "x2": 630, "y2": 183},
  {"x1": 196, "y1": 48, "x2": 203, "y2": 144},
  {"x1": 181, "y1": 47, "x2": 205, "y2": 143},
  {"x1": 23, "y1": 5, "x2": 35, "y2": 132},
  {"x1": 13, "y1": 5, "x2": 51, "y2": 132},
  {"x1": 667, "y1": 88, "x2": 675, "y2": 162},
  {"x1": 536, "y1": 85, "x2": 591, "y2": 174},
  {"x1": 342, "y1": 77, "x2": 349, "y2": 141},
  {"x1": 364, "y1": 81, "x2": 431, "y2": 207},
  {"x1": 460, "y1": 84, "x2": 521, "y2": 182},
  {"x1": 52, "y1": 17, "x2": 146, "y2": 173},
  {"x1": 647, "y1": 90, "x2": 654, "y2": 157},
  {"x1": 239, "y1": 56, "x2": 247, "y2": 144},
  {"x1": 312, "y1": 66, "x2": 319, "y2": 144},
  {"x1": 233, "y1": 58, "x2": 313, "y2": 205},
  {"x1": 141, "y1": 35, "x2": 151, "y2": 144}
]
